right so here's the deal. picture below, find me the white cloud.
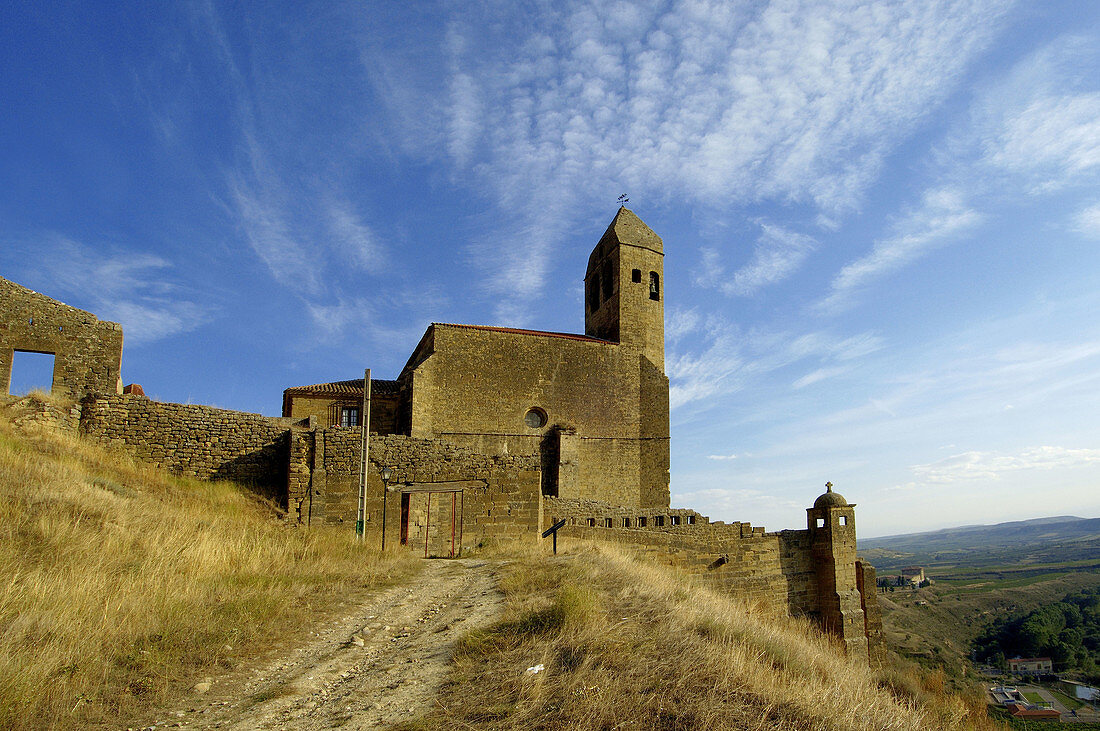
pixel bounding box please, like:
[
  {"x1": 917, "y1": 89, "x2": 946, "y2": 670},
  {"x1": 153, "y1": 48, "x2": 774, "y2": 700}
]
[
  {"x1": 969, "y1": 38, "x2": 1100, "y2": 193},
  {"x1": 706, "y1": 454, "x2": 739, "y2": 461},
  {"x1": 665, "y1": 306, "x2": 701, "y2": 343},
  {"x1": 327, "y1": 202, "x2": 386, "y2": 272},
  {"x1": 910, "y1": 446, "x2": 1100, "y2": 484},
  {"x1": 230, "y1": 176, "x2": 324, "y2": 297},
  {"x1": 984, "y1": 93, "x2": 1100, "y2": 191},
  {"x1": 668, "y1": 318, "x2": 881, "y2": 409},
  {"x1": 819, "y1": 186, "x2": 981, "y2": 311},
  {"x1": 728, "y1": 224, "x2": 817, "y2": 296},
  {"x1": 792, "y1": 366, "x2": 848, "y2": 389},
  {"x1": 1075, "y1": 202, "x2": 1100, "y2": 239},
  {"x1": 374, "y1": 0, "x2": 1008, "y2": 319},
  {"x1": 26, "y1": 232, "x2": 209, "y2": 346}
]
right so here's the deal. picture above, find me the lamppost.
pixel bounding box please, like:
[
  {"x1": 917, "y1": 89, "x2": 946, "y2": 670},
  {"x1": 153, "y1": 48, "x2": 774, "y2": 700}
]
[{"x1": 380, "y1": 465, "x2": 392, "y2": 552}]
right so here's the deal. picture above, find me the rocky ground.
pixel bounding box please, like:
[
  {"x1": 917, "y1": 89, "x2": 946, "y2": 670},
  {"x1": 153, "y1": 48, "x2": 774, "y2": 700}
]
[{"x1": 133, "y1": 557, "x2": 504, "y2": 730}]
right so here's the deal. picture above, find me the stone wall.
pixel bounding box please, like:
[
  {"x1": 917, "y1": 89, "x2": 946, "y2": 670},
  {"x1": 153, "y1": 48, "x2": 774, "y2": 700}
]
[
  {"x1": 283, "y1": 392, "x2": 400, "y2": 433},
  {"x1": 407, "y1": 324, "x2": 669, "y2": 508},
  {"x1": 79, "y1": 393, "x2": 300, "y2": 501},
  {"x1": 287, "y1": 429, "x2": 542, "y2": 552},
  {"x1": 856, "y1": 560, "x2": 886, "y2": 664},
  {"x1": 545, "y1": 495, "x2": 880, "y2": 661},
  {"x1": 0, "y1": 276, "x2": 123, "y2": 399}
]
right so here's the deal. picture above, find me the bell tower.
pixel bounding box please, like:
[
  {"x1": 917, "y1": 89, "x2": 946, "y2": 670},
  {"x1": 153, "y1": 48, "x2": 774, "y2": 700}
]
[{"x1": 584, "y1": 207, "x2": 665, "y2": 371}]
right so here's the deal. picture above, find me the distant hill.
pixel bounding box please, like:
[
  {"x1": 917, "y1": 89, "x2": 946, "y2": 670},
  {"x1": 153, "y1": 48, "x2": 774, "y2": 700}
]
[
  {"x1": 858, "y1": 516, "x2": 1100, "y2": 575},
  {"x1": 861, "y1": 516, "x2": 1100, "y2": 554}
]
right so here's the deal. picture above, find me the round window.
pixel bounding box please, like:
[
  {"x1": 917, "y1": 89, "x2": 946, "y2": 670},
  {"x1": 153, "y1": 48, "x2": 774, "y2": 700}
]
[{"x1": 524, "y1": 407, "x2": 547, "y2": 429}]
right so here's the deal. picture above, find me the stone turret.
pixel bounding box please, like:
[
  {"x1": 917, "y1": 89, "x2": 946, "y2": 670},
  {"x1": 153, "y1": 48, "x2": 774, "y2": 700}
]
[
  {"x1": 808, "y1": 483, "x2": 869, "y2": 660},
  {"x1": 584, "y1": 207, "x2": 665, "y2": 371}
]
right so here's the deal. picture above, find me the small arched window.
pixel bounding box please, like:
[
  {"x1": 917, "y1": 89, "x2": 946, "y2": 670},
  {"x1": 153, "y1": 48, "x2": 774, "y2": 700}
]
[
  {"x1": 649, "y1": 271, "x2": 660, "y2": 301},
  {"x1": 601, "y1": 260, "x2": 614, "y2": 300}
]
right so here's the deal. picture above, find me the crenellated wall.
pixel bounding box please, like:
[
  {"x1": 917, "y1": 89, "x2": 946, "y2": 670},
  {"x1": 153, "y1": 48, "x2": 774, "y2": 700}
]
[{"x1": 545, "y1": 496, "x2": 883, "y2": 662}]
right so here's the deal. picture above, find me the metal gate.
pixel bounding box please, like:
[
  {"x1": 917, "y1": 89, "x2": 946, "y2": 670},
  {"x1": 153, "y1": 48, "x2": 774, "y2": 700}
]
[{"x1": 398, "y1": 486, "x2": 464, "y2": 558}]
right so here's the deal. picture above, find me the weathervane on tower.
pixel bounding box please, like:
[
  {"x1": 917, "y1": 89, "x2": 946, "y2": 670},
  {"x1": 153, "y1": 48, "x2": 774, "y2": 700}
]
[{"x1": 617, "y1": 193, "x2": 629, "y2": 208}]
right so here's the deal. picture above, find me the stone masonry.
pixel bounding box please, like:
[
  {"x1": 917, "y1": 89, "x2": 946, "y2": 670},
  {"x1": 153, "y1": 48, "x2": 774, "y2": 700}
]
[
  {"x1": 79, "y1": 393, "x2": 302, "y2": 502},
  {"x1": 0, "y1": 276, "x2": 123, "y2": 399},
  {"x1": 1, "y1": 206, "x2": 884, "y2": 662},
  {"x1": 287, "y1": 428, "x2": 542, "y2": 553}
]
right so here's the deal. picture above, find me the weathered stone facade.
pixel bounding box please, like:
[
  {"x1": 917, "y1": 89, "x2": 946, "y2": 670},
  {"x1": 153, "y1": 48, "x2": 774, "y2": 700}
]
[
  {"x1": 545, "y1": 492, "x2": 886, "y2": 663},
  {"x1": 0, "y1": 276, "x2": 123, "y2": 399},
  {"x1": 1, "y1": 208, "x2": 884, "y2": 661},
  {"x1": 79, "y1": 393, "x2": 300, "y2": 501},
  {"x1": 283, "y1": 208, "x2": 670, "y2": 509},
  {"x1": 286, "y1": 429, "x2": 542, "y2": 552}
]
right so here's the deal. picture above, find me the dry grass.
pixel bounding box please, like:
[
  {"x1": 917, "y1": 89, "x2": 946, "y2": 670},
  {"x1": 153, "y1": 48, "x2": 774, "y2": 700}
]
[
  {"x1": 0, "y1": 394, "x2": 419, "y2": 729},
  {"x1": 409, "y1": 543, "x2": 999, "y2": 730}
]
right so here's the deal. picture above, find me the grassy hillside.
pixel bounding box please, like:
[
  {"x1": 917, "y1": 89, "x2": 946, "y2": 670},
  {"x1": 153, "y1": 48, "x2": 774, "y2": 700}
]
[
  {"x1": 396, "y1": 544, "x2": 993, "y2": 730},
  {"x1": 1, "y1": 393, "x2": 998, "y2": 730},
  {"x1": 0, "y1": 394, "x2": 418, "y2": 729}
]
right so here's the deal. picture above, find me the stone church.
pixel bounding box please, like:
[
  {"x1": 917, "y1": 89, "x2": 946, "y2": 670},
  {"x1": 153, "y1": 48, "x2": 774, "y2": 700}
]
[
  {"x1": 283, "y1": 207, "x2": 670, "y2": 508},
  {"x1": 0, "y1": 207, "x2": 885, "y2": 662}
]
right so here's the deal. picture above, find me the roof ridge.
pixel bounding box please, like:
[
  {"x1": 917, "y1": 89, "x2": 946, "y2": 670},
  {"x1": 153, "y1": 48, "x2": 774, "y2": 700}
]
[{"x1": 434, "y1": 322, "x2": 615, "y2": 344}]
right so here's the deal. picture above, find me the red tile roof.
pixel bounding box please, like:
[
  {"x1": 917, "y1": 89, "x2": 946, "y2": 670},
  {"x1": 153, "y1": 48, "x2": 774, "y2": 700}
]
[
  {"x1": 435, "y1": 323, "x2": 614, "y2": 344},
  {"x1": 283, "y1": 378, "x2": 401, "y2": 397}
]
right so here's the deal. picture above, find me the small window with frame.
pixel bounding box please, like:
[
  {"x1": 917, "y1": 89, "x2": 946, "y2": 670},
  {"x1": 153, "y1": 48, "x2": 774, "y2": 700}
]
[{"x1": 340, "y1": 406, "x2": 360, "y2": 427}]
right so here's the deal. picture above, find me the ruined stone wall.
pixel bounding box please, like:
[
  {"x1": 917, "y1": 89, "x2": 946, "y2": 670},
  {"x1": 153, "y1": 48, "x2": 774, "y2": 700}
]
[
  {"x1": 856, "y1": 560, "x2": 886, "y2": 665},
  {"x1": 0, "y1": 276, "x2": 123, "y2": 399},
  {"x1": 79, "y1": 394, "x2": 298, "y2": 501},
  {"x1": 407, "y1": 325, "x2": 669, "y2": 507},
  {"x1": 287, "y1": 429, "x2": 542, "y2": 552}
]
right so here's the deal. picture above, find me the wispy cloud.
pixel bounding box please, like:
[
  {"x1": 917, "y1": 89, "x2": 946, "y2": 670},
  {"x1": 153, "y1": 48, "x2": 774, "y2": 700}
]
[
  {"x1": 910, "y1": 446, "x2": 1100, "y2": 484},
  {"x1": 21, "y1": 232, "x2": 208, "y2": 346},
  {"x1": 668, "y1": 318, "x2": 882, "y2": 409},
  {"x1": 818, "y1": 35, "x2": 1100, "y2": 313},
  {"x1": 819, "y1": 187, "x2": 981, "y2": 312},
  {"x1": 970, "y1": 37, "x2": 1100, "y2": 193},
  {"x1": 1075, "y1": 202, "x2": 1100, "y2": 239},
  {"x1": 373, "y1": 0, "x2": 1007, "y2": 320},
  {"x1": 698, "y1": 223, "x2": 817, "y2": 296}
]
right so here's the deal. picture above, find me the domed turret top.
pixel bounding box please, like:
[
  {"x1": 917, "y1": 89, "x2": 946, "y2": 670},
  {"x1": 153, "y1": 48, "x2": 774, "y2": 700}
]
[{"x1": 814, "y1": 481, "x2": 848, "y2": 509}]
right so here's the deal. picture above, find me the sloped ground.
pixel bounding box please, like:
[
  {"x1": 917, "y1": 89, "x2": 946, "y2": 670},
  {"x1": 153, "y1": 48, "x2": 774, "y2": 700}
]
[
  {"x1": 0, "y1": 394, "x2": 418, "y2": 730},
  {"x1": 138, "y1": 557, "x2": 504, "y2": 730}
]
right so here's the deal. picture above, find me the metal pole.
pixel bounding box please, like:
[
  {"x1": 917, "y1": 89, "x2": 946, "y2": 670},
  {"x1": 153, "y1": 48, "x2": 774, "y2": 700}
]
[
  {"x1": 380, "y1": 479, "x2": 387, "y2": 552},
  {"x1": 355, "y1": 369, "x2": 371, "y2": 540},
  {"x1": 425, "y1": 492, "x2": 431, "y2": 558}
]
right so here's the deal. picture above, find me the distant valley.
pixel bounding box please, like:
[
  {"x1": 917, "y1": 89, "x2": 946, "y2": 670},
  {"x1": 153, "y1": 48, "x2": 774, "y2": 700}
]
[{"x1": 858, "y1": 515, "x2": 1100, "y2": 685}]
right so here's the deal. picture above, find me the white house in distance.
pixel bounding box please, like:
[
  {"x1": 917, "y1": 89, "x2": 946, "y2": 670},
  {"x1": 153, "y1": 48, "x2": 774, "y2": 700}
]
[{"x1": 1008, "y1": 657, "x2": 1053, "y2": 675}]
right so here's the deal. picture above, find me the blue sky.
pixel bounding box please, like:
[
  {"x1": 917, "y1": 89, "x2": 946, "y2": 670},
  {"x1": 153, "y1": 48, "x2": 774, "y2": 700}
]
[{"x1": 3, "y1": 1, "x2": 1099, "y2": 537}]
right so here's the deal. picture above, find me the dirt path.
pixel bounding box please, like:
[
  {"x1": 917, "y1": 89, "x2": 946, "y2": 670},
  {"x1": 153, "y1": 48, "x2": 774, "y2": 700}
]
[{"x1": 141, "y1": 558, "x2": 504, "y2": 730}]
